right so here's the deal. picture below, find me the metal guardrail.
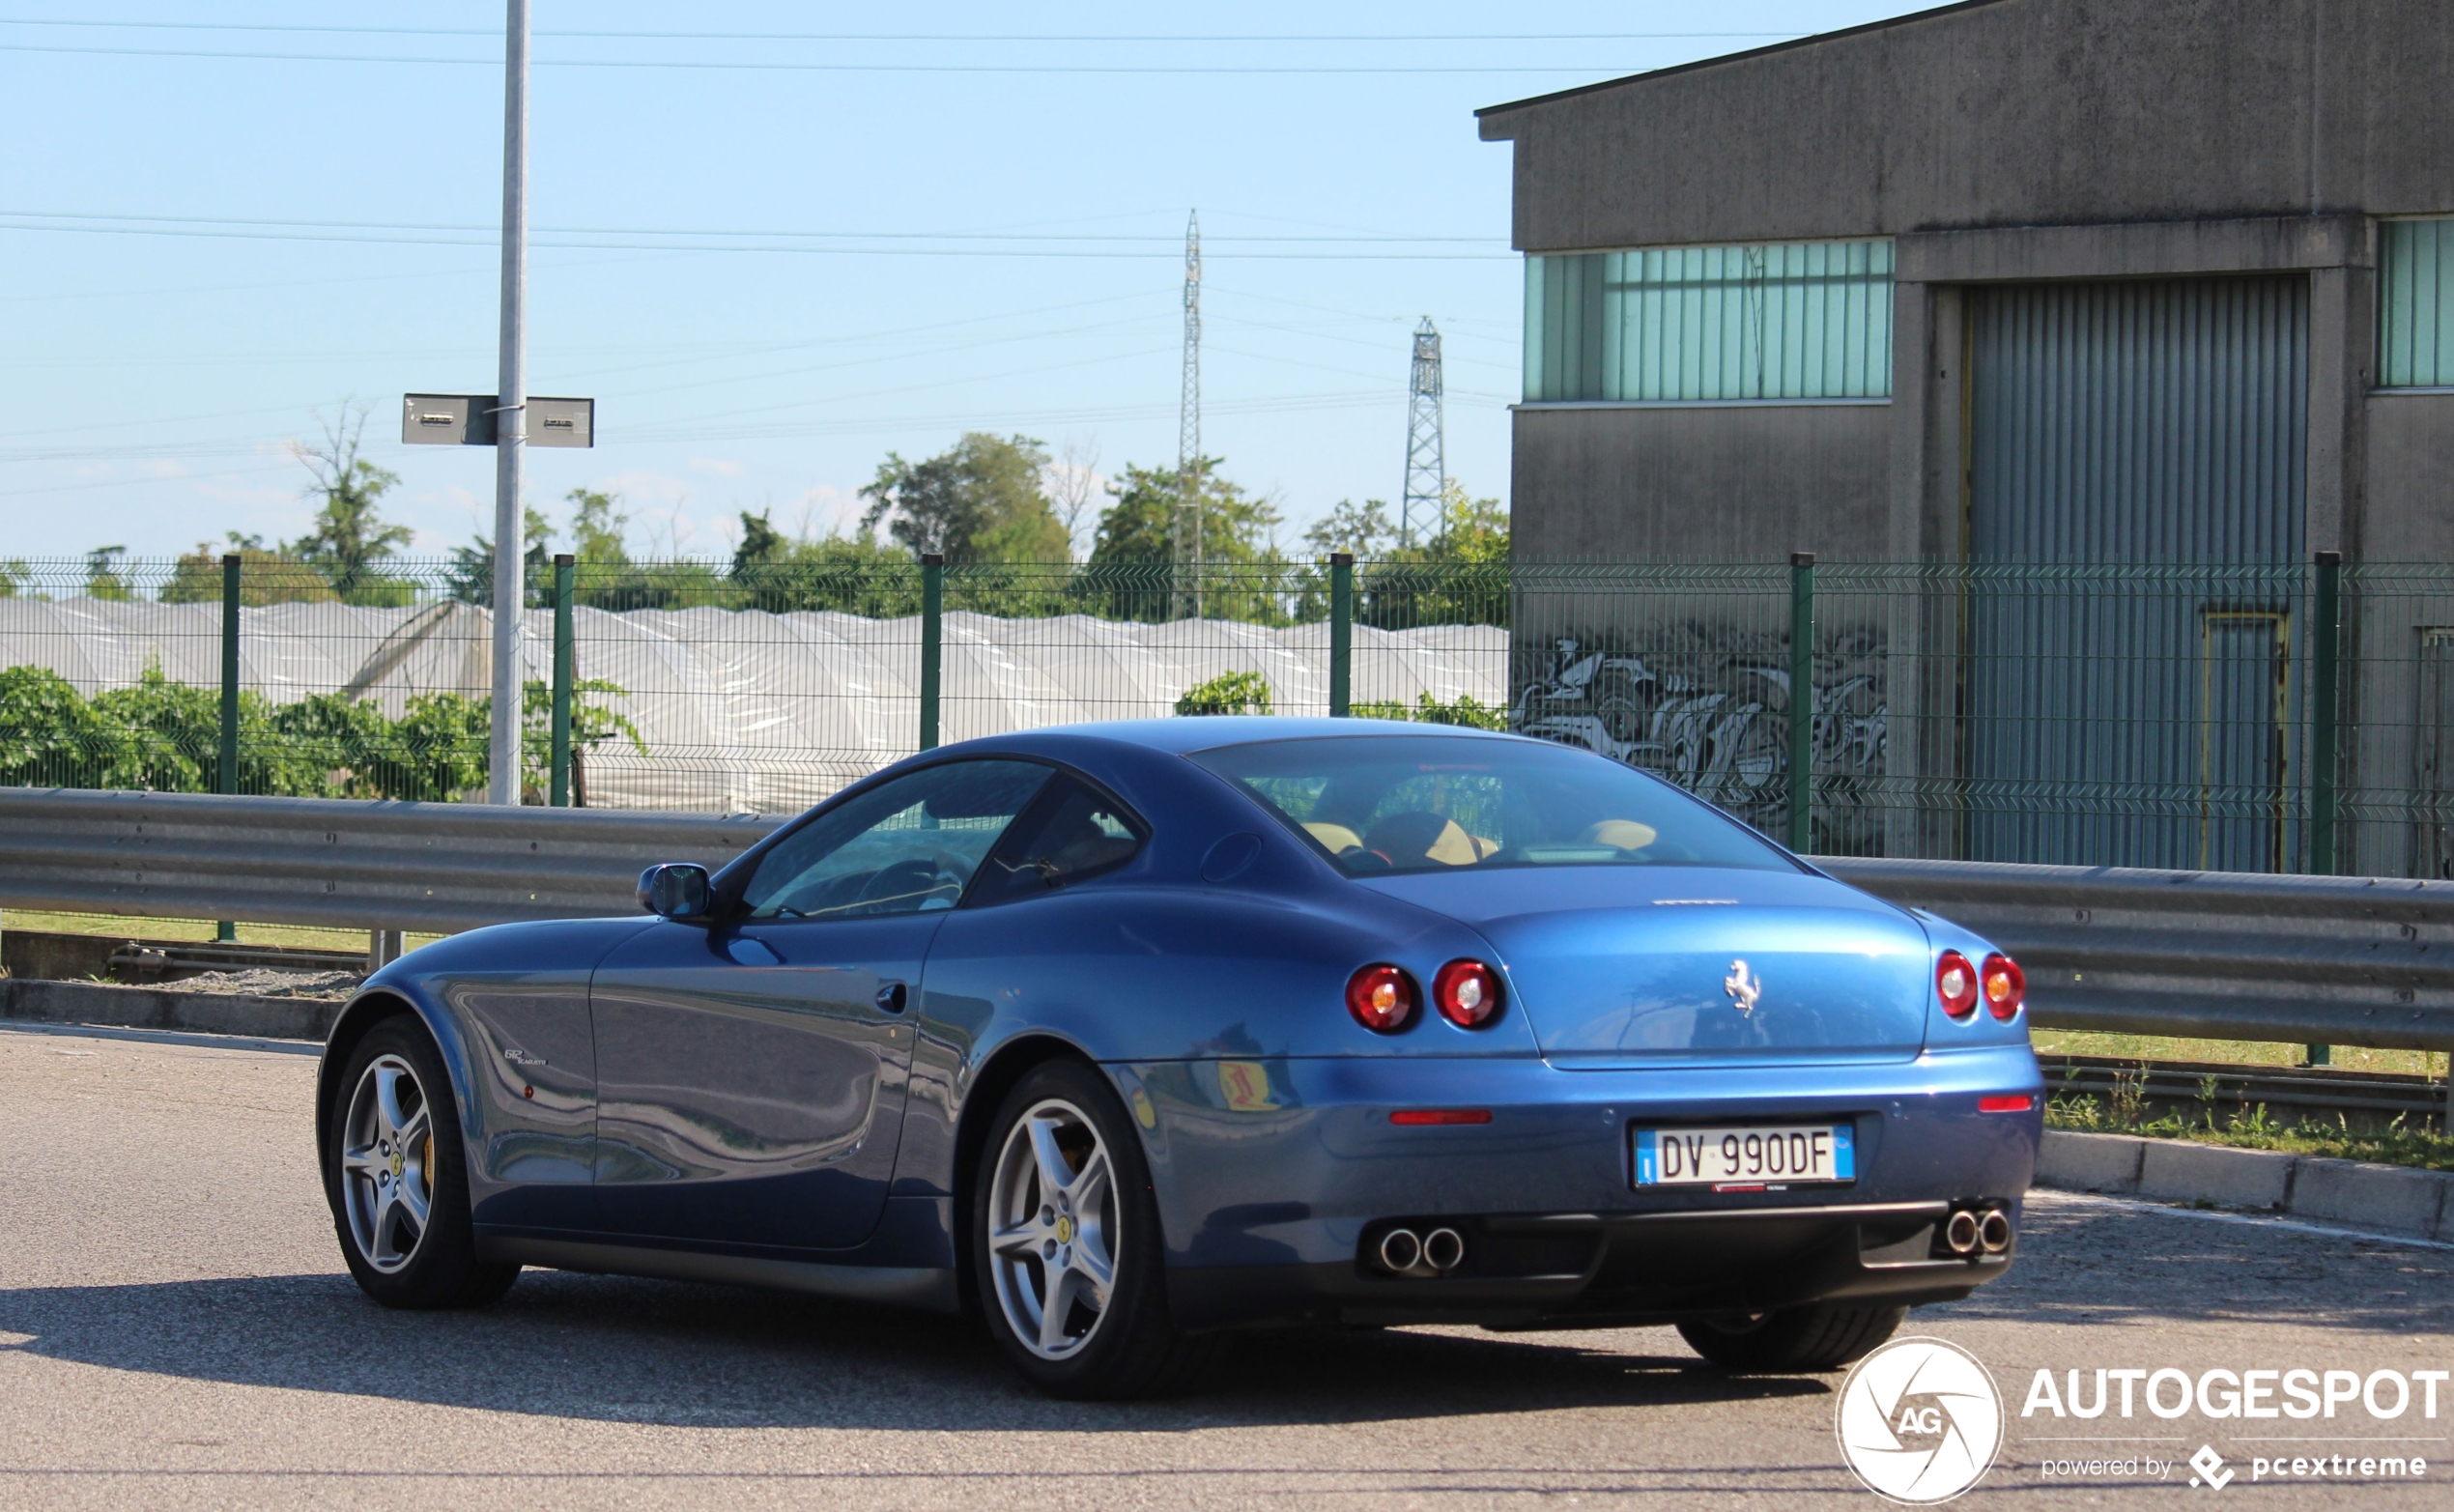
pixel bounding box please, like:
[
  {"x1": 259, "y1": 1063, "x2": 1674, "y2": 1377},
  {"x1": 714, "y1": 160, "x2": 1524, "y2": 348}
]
[
  {"x1": 1, "y1": 788, "x2": 2450, "y2": 1053},
  {"x1": 0, "y1": 788, "x2": 775, "y2": 936},
  {"x1": 1821, "y1": 857, "x2": 2454, "y2": 1052}
]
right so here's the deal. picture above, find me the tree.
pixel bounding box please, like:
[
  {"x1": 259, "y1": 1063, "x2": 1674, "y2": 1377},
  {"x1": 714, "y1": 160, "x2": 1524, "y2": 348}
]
[
  {"x1": 731, "y1": 509, "x2": 919, "y2": 613},
  {"x1": 568, "y1": 487, "x2": 630, "y2": 566},
  {"x1": 1086, "y1": 458, "x2": 1291, "y2": 622},
  {"x1": 551, "y1": 487, "x2": 707, "y2": 610},
  {"x1": 445, "y1": 506, "x2": 552, "y2": 607},
  {"x1": 858, "y1": 432, "x2": 1069, "y2": 560},
  {"x1": 1413, "y1": 479, "x2": 1509, "y2": 565},
  {"x1": 0, "y1": 560, "x2": 33, "y2": 599},
  {"x1": 83, "y1": 547, "x2": 134, "y2": 601},
  {"x1": 288, "y1": 411, "x2": 414, "y2": 604},
  {"x1": 1302, "y1": 498, "x2": 1400, "y2": 559},
  {"x1": 160, "y1": 533, "x2": 339, "y2": 606},
  {"x1": 1047, "y1": 437, "x2": 1102, "y2": 557},
  {"x1": 1090, "y1": 458, "x2": 1281, "y2": 567},
  {"x1": 1356, "y1": 480, "x2": 1510, "y2": 629}
]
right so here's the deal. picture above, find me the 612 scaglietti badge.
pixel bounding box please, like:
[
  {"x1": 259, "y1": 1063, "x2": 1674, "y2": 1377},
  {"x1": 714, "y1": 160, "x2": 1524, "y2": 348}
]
[{"x1": 314, "y1": 719, "x2": 2042, "y2": 1399}]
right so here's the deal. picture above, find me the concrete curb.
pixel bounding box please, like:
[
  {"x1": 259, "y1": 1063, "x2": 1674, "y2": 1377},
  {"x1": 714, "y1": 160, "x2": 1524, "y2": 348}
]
[
  {"x1": 2038, "y1": 1128, "x2": 2454, "y2": 1243},
  {"x1": 0, "y1": 977, "x2": 339, "y2": 1042}
]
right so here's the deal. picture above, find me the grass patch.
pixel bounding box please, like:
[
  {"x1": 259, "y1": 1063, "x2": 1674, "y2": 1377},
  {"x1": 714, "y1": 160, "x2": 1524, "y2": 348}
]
[
  {"x1": 2034, "y1": 1029, "x2": 2444, "y2": 1080},
  {"x1": 0, "y1": 909, "x2": 446, "y2": 955},
  {"x1": 2048, "y1": 1083, "x2": 2454, "y2": 1173}
]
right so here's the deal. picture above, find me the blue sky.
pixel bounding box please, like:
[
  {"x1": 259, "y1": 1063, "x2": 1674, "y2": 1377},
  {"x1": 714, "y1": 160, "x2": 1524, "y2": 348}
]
[{"x1": 1, "y1": 2, "x2": 1920, "y2": 564}]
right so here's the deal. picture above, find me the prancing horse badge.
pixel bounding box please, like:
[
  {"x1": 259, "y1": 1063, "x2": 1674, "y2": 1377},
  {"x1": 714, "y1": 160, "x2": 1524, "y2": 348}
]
[{"x1": 1724, "y1": 959, "x2": 1763, "y2": 1016}]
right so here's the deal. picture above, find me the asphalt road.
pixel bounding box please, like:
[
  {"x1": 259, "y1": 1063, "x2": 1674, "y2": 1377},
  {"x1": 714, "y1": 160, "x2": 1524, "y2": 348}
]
[{"x1": 3, "y1": 1020, "x2": 2449, "y2": 1511}]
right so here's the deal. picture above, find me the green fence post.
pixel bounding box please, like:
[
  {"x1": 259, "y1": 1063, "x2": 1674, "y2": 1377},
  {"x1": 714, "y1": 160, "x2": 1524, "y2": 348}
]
[
  {"x1": 1788, "y1": 551, "x2": 1816, "y2": 853},
  {"x1": 216, "y1": 554, "x2": 241, "y2": 944},
  {"x1": 550, "y1": 554, "x2": 575, "y2": 807},
  {"x1": 2307, "y1": 549, "x2": 2343, "y2": 1067},
  {"x1": 919, "y1": 553, "x2": 945, "y2": 750},
  {"x1": 1328, "y1": 553, "x2": 1354, "y2": 717}
]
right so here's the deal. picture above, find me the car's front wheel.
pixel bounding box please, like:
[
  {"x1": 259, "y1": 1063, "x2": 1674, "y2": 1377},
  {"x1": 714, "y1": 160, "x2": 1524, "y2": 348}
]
[
  {"x1": 325, "y1": 1016, "x2": 520, "y2": 1309},
  {"x1": 971, "y1": 1060, "x2": 1227, "y2": 1398},
  {"x1": 1676, "y1": 1303, "x2": 1906, "y2": 1372}
]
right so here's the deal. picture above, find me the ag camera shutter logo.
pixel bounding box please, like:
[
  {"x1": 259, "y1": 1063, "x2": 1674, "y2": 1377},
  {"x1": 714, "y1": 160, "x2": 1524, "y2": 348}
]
[{"x1": 1836, "y1": 1337, "x2": 2004, "y2": 1503}]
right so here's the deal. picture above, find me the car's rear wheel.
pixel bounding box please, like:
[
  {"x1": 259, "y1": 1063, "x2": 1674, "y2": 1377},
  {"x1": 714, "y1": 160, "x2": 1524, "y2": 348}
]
[
  {"x1": 1676, "y1": 1303, "x2": 1906, "y2": 1372},
  {"x1": 326, "y1": 1016, "x2": 520, "y2": 1309},
  {"x1": 972, "y1": 1060, "x2": 1228, "y2": 1399}
]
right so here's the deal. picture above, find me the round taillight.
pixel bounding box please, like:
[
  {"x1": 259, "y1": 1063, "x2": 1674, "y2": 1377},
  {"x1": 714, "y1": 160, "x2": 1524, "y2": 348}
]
[
  {"x1": 1982, "y1": 953, "x2": 2026, "y2": 1020},
  {"x1": 1347, "y1": 964, "x2": 1416, "y2": 1033},
  {"x1": 1433, "y1": 959, "x2": 1503, "y2": 1028},
  {"x1": 1935, "y1": 951, "x2": 1979, "y2": 1019}
]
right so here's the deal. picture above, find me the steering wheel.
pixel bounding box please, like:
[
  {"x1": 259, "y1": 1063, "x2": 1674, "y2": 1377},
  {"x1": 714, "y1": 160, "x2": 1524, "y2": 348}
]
[{"x1": 853, "y1": 856, "x2": 962, "y2": 910}]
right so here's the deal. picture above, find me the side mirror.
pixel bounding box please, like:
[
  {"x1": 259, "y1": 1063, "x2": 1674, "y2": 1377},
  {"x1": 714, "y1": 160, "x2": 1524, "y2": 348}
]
[{"x1": 637, "y1": 863, "x2": 713, "y2": 922}]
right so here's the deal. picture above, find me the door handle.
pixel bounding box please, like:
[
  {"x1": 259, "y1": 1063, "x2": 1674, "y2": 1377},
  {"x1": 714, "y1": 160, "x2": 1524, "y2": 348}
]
[{"x1": 875, "y1": 981, "x2": 908, "y2": 1014}]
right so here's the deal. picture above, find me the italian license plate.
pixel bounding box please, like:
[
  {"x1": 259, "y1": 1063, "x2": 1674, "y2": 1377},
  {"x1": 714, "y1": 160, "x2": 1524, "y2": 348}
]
[{"x1": 1634, "y1": 1124, "x2": 1855, "y2": 1187}]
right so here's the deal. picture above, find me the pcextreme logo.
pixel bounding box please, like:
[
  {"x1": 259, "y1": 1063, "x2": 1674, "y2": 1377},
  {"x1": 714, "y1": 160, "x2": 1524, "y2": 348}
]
[{"x1": 1836, "y1": 1337, "x2": 2005, "y2": 1504}]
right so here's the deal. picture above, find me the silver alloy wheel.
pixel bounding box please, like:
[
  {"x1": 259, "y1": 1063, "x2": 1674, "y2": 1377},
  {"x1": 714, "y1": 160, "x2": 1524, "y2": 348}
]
[
  {"x1": 986, "y1": 1097, "x2": 1118, "y2": 1360},
  {"x1": 340, "y1": 1053, "x2": 436, "y2": 1273}
]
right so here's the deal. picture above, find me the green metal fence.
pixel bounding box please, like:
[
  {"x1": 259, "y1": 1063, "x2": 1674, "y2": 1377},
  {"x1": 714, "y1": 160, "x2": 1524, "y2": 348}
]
[{"x1": 4, "y1": 551, "x2": 2448, "y2": 878}]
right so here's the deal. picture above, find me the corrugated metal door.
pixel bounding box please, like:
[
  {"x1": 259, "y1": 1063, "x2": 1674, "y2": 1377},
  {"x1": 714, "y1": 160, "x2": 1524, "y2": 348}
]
[{"x1": 1964, "y1": 277, "x2": 2308, "y2": 869}]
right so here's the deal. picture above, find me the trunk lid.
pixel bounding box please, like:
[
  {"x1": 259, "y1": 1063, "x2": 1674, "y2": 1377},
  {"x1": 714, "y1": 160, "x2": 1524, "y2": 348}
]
[{"x1": 1360, "y1": 866, "x2": 1932, "y2": 1068}]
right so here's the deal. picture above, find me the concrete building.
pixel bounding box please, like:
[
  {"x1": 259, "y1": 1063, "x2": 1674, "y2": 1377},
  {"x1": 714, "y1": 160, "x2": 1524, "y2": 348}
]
[
  {"x1": 1478, "y1": 0, "x2": 2454, "y2": 873},
  {"x1": 1479, "y1": 0, "x2": 2454, "y2": 564}
]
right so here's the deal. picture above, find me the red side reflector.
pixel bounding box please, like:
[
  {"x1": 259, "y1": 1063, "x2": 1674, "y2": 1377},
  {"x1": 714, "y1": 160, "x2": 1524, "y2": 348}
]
[
  {"x1": 1389, "y1": 1108, "x2": 1493, "y2": 1126},
  {"x1": 1979, "y1": 1094, "x2": 2036, "y2": 1114}
]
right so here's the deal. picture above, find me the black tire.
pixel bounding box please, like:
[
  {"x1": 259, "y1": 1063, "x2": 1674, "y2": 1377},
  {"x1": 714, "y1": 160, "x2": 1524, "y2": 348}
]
[
  {"x1": 324, "y1": 1016, "x2": 520, "y2": 1310},
  {"x1": 970, "y1": 1060, "x2": 1229, "y2": 1399},
  {"x1": 1676, "y1": 1303, "x2": 1906, "y2": 1372}
]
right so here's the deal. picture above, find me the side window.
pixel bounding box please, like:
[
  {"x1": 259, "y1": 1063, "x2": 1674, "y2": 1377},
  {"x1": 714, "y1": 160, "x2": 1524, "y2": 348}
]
[
  {"x1": 969, "y1": 776, "x2": 1149, "y2": 906},
  {"x1": 740, "y1": 760, "x2": 1051, "y2": 921}
]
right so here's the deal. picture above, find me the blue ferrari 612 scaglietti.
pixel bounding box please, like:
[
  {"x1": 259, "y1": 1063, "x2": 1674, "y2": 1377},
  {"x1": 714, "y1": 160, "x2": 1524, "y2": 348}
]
[{"x1": 316, "y1": 718, "x2": 2041, "y2": 1398}]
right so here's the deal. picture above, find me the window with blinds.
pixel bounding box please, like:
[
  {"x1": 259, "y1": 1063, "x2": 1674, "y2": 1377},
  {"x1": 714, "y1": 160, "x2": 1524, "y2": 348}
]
[
  {"x1": 1523, "y1": 240, "x2": 1894, "y2": 404},
  {"x1": 2381, "y1": 218, "x2": 2454, "y2": 389}
]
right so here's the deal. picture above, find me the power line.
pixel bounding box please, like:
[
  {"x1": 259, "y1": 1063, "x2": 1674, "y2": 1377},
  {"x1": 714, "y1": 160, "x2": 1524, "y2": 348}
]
[
  {"x1": 0, "y1": 42, "x2": 1680, "y2": 73},
  {"x1": 0, "y1": 19, "x2": 1801, "y2": 43},
  {"x1": 623, "y1": 390, "x2": 1412, "y2": 447},
  {"x1": 0, "y1": 209, "x2": 1497, "y2": 243},
  {"x1": 0, "y1": 218, "x2": 1512, "y2": 260}
]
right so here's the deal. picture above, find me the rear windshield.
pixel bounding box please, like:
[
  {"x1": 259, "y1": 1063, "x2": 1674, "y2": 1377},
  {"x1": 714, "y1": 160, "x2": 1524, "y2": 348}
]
[{"x1": 1189, "y1": 734, "x2": 1797, "y2": 876}]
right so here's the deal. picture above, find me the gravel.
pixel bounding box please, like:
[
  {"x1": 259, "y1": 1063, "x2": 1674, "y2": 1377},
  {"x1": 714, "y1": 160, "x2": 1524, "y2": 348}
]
[{"x1": 170, "y1": 968, "x2": 361, "y2": 1000}]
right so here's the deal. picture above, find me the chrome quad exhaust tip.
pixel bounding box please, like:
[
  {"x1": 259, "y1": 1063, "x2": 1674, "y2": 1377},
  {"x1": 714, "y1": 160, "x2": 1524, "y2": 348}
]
[
  {"x1": 1978, "y1": 1206, "x2": 2012, "y2": 1255},
  {"x1": 1377, "y1": 1227, "x2": 1423, "y2": 1273},
  {"x1": 1373, "y1": 1224, "x2": 1469, "y2": 1276}
]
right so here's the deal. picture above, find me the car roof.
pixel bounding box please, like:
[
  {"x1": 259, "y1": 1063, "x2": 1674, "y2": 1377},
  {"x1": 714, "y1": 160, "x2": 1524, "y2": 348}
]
[{"x1": 953, "y1": 716, "x2": 1527, "y2": 759}]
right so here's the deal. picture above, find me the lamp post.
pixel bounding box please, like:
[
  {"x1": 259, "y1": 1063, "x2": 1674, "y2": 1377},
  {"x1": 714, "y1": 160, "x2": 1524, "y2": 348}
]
[{"x1": 487, "y1": 0, "x2": 529, "y2": 805}]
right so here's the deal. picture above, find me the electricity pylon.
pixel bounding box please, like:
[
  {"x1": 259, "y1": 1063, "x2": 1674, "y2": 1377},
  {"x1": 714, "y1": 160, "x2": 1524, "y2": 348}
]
[
  {"x1": 1401, "y1": 316, "x2": 1444, "y2": 547},
  {"x1": 1175, "y1": 211, "x2": 1202, "y2": 617}
]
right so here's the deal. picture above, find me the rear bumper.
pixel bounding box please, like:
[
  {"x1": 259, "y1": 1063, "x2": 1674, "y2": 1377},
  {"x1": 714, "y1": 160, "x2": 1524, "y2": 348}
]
[
  {"x1": 1115, "y1": 1043, "x2": 2040, "y2": 1330},
  {"x1": 1169, "y1": 1200, "x2": 2014, "y2": 1330}
]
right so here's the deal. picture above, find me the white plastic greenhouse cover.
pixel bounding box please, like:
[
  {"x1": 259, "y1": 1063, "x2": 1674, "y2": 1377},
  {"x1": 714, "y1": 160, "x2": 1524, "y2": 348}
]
[{"x1": 0, "y1": 598, "x2": 1506, "y2": 813}]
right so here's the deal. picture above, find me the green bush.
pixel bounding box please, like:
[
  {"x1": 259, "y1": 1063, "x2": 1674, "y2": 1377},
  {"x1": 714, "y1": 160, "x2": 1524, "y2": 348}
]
[
  {"x1": 0, "y1": 663, "x2": 642, "y2": 802},
  {"x1": 1175, "y1": 670, "x2": 1273, "y2": 717},
  {"x1": 1351, "y1": 691, "x2": 1507, "y2": 730}
]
